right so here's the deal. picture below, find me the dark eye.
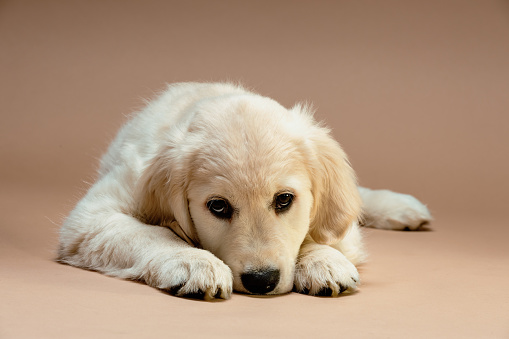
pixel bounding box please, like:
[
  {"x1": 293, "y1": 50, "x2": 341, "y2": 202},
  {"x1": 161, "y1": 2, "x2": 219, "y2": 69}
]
[
  {"x1": 275, "y1": 193, "x2": 294, "y2": 213},
  {"x1": 206, "y1": 199, "x2": 233, "y2": 219}
]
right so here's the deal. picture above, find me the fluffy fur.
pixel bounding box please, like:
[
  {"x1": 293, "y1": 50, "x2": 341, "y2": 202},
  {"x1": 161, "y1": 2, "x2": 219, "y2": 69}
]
[{"x1": 58, "y1": 82, "x2": 431, "y2": 300}]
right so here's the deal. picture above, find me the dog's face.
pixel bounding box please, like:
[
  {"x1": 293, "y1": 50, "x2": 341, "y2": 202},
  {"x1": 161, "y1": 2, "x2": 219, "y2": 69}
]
[
  {"x1": 187, "y1": 150, "x2": 313, "y2": 294},
  {"x1": 137, "y1": 94, "x2": 362, "y2": 295}
]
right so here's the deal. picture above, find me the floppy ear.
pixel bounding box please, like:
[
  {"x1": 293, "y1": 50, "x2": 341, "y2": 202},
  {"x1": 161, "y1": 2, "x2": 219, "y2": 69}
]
[
  {"x1": 134, "y1": 147, "x2": 198, "y2": 246},
  {"x1": 304, "y1": 122, "x2": 362, "y2": 245}
]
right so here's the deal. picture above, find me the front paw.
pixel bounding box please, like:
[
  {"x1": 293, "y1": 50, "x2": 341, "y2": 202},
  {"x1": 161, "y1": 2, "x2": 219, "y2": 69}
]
[
  {"x1": 362, "y1": 189, "x2": 432, "y2": 230},
  {"x1": 147, "y1": 249, "x2": 233, "y2": 300},
  {"x1": 294, "y1": 247, "x2": 359, "y2": 297}
]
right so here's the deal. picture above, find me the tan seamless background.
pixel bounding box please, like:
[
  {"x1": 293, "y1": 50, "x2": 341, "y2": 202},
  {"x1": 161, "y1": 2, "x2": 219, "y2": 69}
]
[{"x1": 1, "y1": 1, "x2": 508, "y2": 338}]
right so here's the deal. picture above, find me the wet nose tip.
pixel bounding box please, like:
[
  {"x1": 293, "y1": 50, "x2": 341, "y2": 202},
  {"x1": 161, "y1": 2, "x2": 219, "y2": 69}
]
[{"x1": 241, "y1": 268, "x2": 280, "y2": 294}]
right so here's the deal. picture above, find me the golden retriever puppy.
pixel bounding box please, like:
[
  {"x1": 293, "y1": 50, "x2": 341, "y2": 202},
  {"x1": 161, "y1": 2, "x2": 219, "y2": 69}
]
[{"x1": 58, "y1": 82, "x2": 431, "y2": 300}]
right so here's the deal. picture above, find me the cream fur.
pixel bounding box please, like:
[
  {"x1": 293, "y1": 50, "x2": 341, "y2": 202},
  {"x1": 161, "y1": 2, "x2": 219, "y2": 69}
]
[{"x1": 58, "y1": 82, "x2": 431, "y2": 299}]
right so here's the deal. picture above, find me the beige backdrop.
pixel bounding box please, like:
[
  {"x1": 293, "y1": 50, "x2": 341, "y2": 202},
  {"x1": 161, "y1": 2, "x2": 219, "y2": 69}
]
[{"x1": 1, "y1": 1, "x2": 508, "y2": 338}]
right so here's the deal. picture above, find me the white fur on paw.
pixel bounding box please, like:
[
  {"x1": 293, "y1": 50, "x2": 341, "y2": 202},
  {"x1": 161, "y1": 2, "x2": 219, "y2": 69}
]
[
  {"x1": 147, "y1": 249, "x2": 233, "y2": 300},
  {"x1": 294, "y1": 247, "x2": 359, "y2": 296},
  {"x1": 362, "y1": 190, "x2": 432, "y2": 230}
]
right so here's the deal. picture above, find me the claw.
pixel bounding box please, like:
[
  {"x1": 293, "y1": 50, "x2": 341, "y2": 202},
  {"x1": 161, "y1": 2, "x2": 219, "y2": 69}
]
[{"x1": 316, "y1": 287, "x2": 333, "y2": 296}]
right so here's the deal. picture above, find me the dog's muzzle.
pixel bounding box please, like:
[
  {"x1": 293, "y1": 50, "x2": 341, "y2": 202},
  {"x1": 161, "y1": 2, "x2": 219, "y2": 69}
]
[{"x1": 240, "y1": 268, "x2": 280, "y2": 294}]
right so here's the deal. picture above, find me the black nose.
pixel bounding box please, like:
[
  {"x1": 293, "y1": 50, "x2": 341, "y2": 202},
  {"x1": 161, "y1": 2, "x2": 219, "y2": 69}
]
[{"x1": 241, "y1": 268, "x2": 280, "y2": 294}]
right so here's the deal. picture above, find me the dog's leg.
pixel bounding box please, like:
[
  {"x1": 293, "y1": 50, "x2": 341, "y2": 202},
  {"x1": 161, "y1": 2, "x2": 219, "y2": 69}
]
[
  {"x1": 358, "y1": 187, "x2": 432, "y2": 230},
  {"x1": 58, "y1": 181, "x2": 233, "y2": 300},
  {"x1": 294, "y1": 233, "x2": 361, "y2": 296}
]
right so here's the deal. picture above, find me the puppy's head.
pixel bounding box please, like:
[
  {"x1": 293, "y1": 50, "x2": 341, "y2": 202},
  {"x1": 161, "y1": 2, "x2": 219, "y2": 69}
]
[{"x1": 136, "y1": 94, "x2": 361, "y2": 295}]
